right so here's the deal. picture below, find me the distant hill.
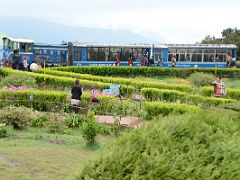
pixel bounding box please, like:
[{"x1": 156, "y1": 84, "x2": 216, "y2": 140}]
[{"x1": 0, "y1": 17, "x2": 154, "y2": 44}]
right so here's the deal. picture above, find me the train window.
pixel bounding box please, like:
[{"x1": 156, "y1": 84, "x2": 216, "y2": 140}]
[
  {"x1": 98, "y1": 48, "x2": 110, "y2": 61},
  {"x1": 110, "y1": 47, "x2": 121, "y2": 61},
  {"x1": 121, "y1": 48, "x2": 132, "y2": 61},
  {"x1": 50, "y1": 50, "x2": 54, "y2": 55},
  {"x1": 87, "y1": 47, "x2": 99, "y2": 61},
  {"x1": 191, "y1": 49, "x2": 202, "y2": 62},
  {"x1": 74, "y1": 51, "x2": 81, "y2": 61},
  {"x1": 203, "y1": 54, "x2": 215, "y2": 62},
  {"x1": 73, "y1": 47, "x2": 81, "y2": 61},
  {"x1": 132, "y1": 48, "x2": 143, "y2": 61}
]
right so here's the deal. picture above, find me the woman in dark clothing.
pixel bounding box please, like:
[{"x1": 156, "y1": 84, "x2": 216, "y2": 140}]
[{"x1": 71, "y1": 79, "x2": 82, "y2": 113}]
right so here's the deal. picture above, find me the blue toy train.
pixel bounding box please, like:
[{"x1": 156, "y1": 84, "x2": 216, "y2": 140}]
[{"x1": 0, "y1": 36, "x2": 237, "y2": 68}]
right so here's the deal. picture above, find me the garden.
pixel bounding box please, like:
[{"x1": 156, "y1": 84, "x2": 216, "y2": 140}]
[{"x1": 0, "y1": 66, "x2": 240, "y2": 179}]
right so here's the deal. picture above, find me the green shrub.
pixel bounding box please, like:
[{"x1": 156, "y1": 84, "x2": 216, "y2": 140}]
[
  {"x1": 81, "y1": 112, "x2": 99, "y2": 144},
  {"x1": 201, "y1": 86, "x2": 240, "y2": 100},
  {"x1": 188, "y1": 72, "x2": 214, "y2": 87},
  {"x1": 0, "y1": 90, "x2": 68, "y2": 111},
  {"x1": 0, "y1": 73, "x2": 37, "y2": 88},
  {"x1": 143, "y1": 101, "x2": 199, "y2": 119},
  {"x1": 218, "y1": 101, "x2": 240, "y2": 112},
  {"x1": 0, "y1": 106, "x2": 36, "y2": 129},
  {"x1": 64, "y1": 114, "x2": 86, "y2": 128},
  {"x1": 53, "y1": 66, "x2": 240, "y2": 77},
  {"x1": 47, "y1": 119, "x2": 66, "y2": 134},
  {"x1": 90, "y1": 96, "x2": 142, "y2": 116},
  {"x1": 77, "y1": 109, "x2": 240, "y2": 179},
  {"x1": 0, "y1": 128, "x2": 7, "y2": 138},
  {"x1": 32, "y1": 115, "x2": 50, "y2": 127},
  {"x1": 141, "y1": 88, "x2": 236, "y2": 107},
  {"x1": 38, "y1": 69, "x2": 192, "y2": 93}
]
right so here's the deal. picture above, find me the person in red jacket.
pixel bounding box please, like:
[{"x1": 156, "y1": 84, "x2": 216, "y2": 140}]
[
  {"x1": 208, "y1": 75, "x2": 226, "y2": 98},
  {"x1": 128, "y1": 55, "x2": 133, "y2": 66}
]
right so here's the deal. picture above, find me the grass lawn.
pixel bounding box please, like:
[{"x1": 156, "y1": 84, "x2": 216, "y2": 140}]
[{"x1": 0, "y1": 126, "x2": 114, "y2": 180}]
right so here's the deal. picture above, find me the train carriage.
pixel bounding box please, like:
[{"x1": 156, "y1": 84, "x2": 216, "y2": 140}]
[
  {"x1": 2, "y1": 36, "x2": 34, "y2": 68},
  {"x1": 68, "y1": 42, "x2": 151, "y2": 66},
  {"x1": 153, "y1": 44, "x2": 237, "y2": 68},
  {"x1": 33, "y1": 43, "x2": 68, "y2": 66}
]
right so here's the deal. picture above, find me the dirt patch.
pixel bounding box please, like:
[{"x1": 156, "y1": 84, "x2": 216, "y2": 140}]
[
  {"x1": 0, "y1": 154, "x2": 18, "y2": 168},
  {"x1": 96, "y1": 116, "x2": 143, "y2": 128}
]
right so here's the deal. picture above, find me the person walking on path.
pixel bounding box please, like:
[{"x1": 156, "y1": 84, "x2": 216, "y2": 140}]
[{"x1": 71, "y1": 79, "x2": 82, "y2": 113}]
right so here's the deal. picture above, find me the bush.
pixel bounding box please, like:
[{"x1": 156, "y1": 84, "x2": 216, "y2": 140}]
[
  {"x1": 143, "y1": 101, "x2": 199, "y2": 119},
  {"x1": 0, "y1": 73, "x2": 37, "y2": 88},
  {"x1": 38, "y1": 69, "x2": 193, "y2": 93},
  {"x1": 81, "y1": 112, "x2": 99, "y2": 144},
  {"x1": 0, "y1": 106, "x2": 36, "y2": 129},
  {"x1": 218, "y1": 101, "x2": 240, "y2": 112},
  {"x1": 77, "y1": 109, "x2": 240, "y2": 179},
  {"x1": 32, "y1": 115, "x2": 50, "y2": 127},
  {"x1": 64, "y1": 114, "x2": 86, "y2": 128},
  {"x1": 53, "y1": 66, "x2": 240, "y2": 77},
  {"x1": 201, "y1": 86, "x2": 240, "y2": 100},
  {"x1": 188, "y1": 72, "x2": 214, "y2": 87},
  {"x1": 47, "y1": 119, "x2": 66, "y2": 134},
  {"x1": 0, "y1": 128, "x2": 7, "y2": 138},
  {"x1": 141, "y1": 88, "x2": 236, "y2": 107},
  {"x1": 0, "y1": 90, "x2": 68, "y2": 111},
  {"x1": 90, "y1": 96, "x2": 142, "y2": 116}
]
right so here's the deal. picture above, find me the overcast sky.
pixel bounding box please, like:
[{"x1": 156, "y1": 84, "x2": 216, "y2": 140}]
[{"x1": 1, "y1": 0, "x2": 240, "y2": 43}]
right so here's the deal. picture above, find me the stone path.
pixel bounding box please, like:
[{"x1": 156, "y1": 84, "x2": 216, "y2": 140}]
[{"x1": 96, "y1": 115, "x2": 143, "y2": 128}]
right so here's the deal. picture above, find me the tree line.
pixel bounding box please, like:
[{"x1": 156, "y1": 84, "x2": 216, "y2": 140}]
[{"x1": 202, "y1": 28, "x2": 240, "y2": 60}]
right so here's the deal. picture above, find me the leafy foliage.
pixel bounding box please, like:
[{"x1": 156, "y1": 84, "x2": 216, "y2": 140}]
[
  {"x1": 202, "y1": 27, "x2": 240, "y2": 59},
  {"x1": 77, "y1": 109, "x2": 240, "y2": 179},
  {"x1": 32, "y1": 115, "x2": 50, "y2": 127},
  {"x1": 81, "y1": 112, "x2": 99, "y2": 144},
  {"x1": 141, "y1": 88, "x2": 236, "y2": 107},
  {"x1": 0, "y1": 128, "x2": 7, "y2": 138},
  {"x1": 64, "y1": 114, "x2": 86, "y2": 128},
  {"x1": 188, "y1": 72, "x2": 214, "y2": 87},
  {"x1": 0, "y1": 106, "x2": 36, "y2": 129},
  {"x1": 0, "y1": 89, "x2": 68, "y2": 111},
  {"x1": 0, "y1": 73, "x2": 37, "y2": 88}
]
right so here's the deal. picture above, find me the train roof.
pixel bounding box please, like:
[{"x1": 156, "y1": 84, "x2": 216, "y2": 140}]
[
  {"x1": 34, "y1": 43, "x2": 68, "y2": 47},
  {"x1": 154, "y1": 44, "x2": 237, "y2": 49},
  {"x1": 3, "y1": 36, "x2": 34, "y2": 43},
  {"x1": 69, "y1": 42, "x2": 151, "y2": 48}
]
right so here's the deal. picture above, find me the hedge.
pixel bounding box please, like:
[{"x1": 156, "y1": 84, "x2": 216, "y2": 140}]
[
  {"x1": 0, "y1": 69, "x2": 135, "y2": 97},
  {"x1": 141, "y1": 88, "x2": 236, "y2": 107},
  {"x1": 52, "y1": 66, "x2": 240, "y2": 77},
  {"x1": 37, "y1": 69, "x2": 193, "y2": 92},
  {"x1": 77, "y1": 109, "x2": 240, "y2": 179},
  {"x1": 90, "y1": 95, "x2": 142, "y2": 117},
  {"x1": 143, "y1": 101, "x2": 199, "y2": 118},
  {"x1": 0, "y1": 89, "x2": 67, "y2": 111},
  {"x1": 201, "y1": 86, "x2": 240, "y2": 100}
]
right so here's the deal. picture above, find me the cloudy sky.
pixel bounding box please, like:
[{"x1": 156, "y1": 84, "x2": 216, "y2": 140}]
[{"x1": 1, "y1": 0, "x2": 240, "y2": 43}]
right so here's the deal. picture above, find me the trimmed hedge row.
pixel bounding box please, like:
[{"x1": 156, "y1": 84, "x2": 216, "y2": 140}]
[
  {"x1": 141, "y1": 88, "x2": 236, "y2": 107},
  {"x1": 143, "y1": 101, "x2": 199, "y2": 118},
  {"x1": 201, "y1": 86, "x2": 240, "y2": 100},
  {"x1": 0, "y1": 89, "x2": 67, "y2": 111},
  {"x1": 52, "y1": 66, "x2": 240, "y2": 77},
  {"x1": 38, "y1": 69, "x2": 193, "y2": 92},
  {"x1": 0, "y1": 69, "x2": 135, "y2": 97}
]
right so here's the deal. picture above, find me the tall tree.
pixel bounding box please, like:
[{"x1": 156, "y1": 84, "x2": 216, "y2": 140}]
[{"x1": 202, "y1": 28, "x2": 240, "y2": 59}]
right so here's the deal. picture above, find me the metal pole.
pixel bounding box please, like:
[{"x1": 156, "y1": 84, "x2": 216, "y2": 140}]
[{"x1": 44, "y1": 60, "x2": 46, "y2": 89}]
